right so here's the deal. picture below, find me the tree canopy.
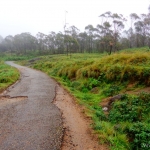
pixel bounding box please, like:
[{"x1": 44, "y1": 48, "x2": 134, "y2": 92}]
[{"x1": 1, "y1": 7, "x2": 150, "y2": 55}]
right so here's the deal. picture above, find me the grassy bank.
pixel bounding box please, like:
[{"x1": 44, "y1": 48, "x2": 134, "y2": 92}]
[
  {"x1": 20, "y1": 49, "x2": 150, "y2": 150},
  {"x1": 0, "y1": 52, "x2": 40, "y2": 61},
  {"x1": 0, "y1": 61, "x2": 20, "y2": 93}
]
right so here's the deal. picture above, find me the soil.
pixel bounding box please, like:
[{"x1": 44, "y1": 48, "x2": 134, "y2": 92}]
[{"x1": 54, "y1": 85, "x2": 108, "y2": 150}]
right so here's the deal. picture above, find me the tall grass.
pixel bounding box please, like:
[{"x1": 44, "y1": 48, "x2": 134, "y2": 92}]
[{"x1": 32, "y1": 51, "x2": 150, "y2": 85}]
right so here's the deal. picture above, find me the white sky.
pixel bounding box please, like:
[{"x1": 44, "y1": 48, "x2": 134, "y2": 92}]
[{"x1": 0, "y1": 0, "x2": 150, "y2": 37}]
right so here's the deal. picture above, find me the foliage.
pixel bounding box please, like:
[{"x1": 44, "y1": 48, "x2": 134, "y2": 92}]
[
  {"x1": 107, "y1": 93, "x2": 150, "y2": 149},
  {"x1": 1, "y1": 8, "x2": 150, "y2": 55},
  {"x1": 0, "y1": 61, "x2": 19, "y2": 92},
  {"x1": 125, "y1": 122, "x2": 150, "y2": 150},
  {"x1": 109, "y1": 93, "x2": 150, "y2": 123},
  {"x1": 102, "y1": 85, "x2": 121, "y2": 96}
]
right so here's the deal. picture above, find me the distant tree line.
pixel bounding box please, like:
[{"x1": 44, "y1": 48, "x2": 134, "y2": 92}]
[{"x1": 1, "y1": 9, "x2": 150, "y2": 55}]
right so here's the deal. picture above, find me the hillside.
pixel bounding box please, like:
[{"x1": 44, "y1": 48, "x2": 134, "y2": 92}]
[{"x1": 19, "y1": 48, "x2": 150, "y2": 150}]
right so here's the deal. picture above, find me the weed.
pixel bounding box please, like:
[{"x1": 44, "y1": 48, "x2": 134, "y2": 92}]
[{"x1": 103, "y1": 85, "x2": 121, "y2": 96}]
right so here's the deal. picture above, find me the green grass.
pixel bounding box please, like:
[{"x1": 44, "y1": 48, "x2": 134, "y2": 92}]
[
  {"x1": 0, "y1": 61, "x2": 20, "y2": 93},
  {"x1": 0, "y1": 52, "x2": 40, "y2": 61},
  {"x1": 19, "y1": 48, "x2": 150, "y2": 149}
]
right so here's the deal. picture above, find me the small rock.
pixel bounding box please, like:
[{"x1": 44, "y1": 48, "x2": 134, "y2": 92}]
[{"x1": 102, "y1": 107, "x2": 108, "y2": 111}]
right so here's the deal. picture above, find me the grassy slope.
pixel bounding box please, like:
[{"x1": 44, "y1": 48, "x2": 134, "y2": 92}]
[
  {"x1": 0, "y1": 52, "x2": 38, "y2": 93},
  {"x1": 20, "y1": 48, "x2": 150, "y2": 150},
  {"x1": 0, "y1": 61, "x2": 20, "y2": 93}
]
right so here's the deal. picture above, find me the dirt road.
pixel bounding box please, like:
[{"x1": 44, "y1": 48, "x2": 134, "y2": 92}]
[
  {"x1": 54, "y1": 85, "x2": 108, "y2": 150},
  {"x1": 0, "y1": 62, "x2": 63, "y2": 150}
]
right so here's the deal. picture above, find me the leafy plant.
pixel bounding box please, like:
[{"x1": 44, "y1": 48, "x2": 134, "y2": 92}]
[
  {"x1": 103, "y1": 85, "x2": 121, "y2": 96},
  {"x1": 125, "y1": 122, "x2": 150, "y2": 150}
]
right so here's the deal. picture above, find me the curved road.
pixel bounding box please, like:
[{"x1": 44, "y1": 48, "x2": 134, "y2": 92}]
[{"x1": 0, "y1": 62, "x2": 63, "y2": 150}]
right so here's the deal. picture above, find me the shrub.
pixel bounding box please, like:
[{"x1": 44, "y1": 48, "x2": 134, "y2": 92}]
[
  {"x1": 125, "y1": 122, "x2": 150, "y2": 150},
  {"x1": 108, "y1": 93, "x2": 150, "y2": 149},
  {"x1": 109, "y1": 93, "x2": 150, "y2": 123},
  {"x1": 103, "y1": 85, "x2": 121, "y2": 96}
]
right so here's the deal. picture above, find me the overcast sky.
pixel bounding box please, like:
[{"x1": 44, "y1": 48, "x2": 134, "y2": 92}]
[{"x1": 0, "y1": 0, "x2": 150, "y2": 37}]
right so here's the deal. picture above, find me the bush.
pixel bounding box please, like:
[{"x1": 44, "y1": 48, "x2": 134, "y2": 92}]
[
  {"x1": 109, "y1": 93, "x2": 150, "y2": 123},
  {"x1": 125, "y1": 122, "x2": 150, "y2": 150},
  {"x1": 103, "y1": 85, "x2": 121, "y2": 96},
  {"x1": 108, "y1": 93, "x2": 150, "y2": 149}
]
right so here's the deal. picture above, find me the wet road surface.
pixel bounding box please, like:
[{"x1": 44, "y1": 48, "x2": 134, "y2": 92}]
[{"x1": 0, "y1": 62, "x2": 63, "y2": 150}]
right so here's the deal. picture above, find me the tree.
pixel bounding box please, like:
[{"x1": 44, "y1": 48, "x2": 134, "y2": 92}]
[
  {"x1": 78, "y1": 32, "x2": 88, "y2": 53},
  {"x1": 36, "y1": 32, "x2": 47, "y2": 54},
  {"x1": 134, "y1": 14, "x2": 150, "y2": 47},
  {"x1": 128, "y1": 13, "x2": 140, "y2": 48},
  {"x1": 0, "y1": 36, "x2": 3, "y2": 43},
  {"x1": 55, "y1": 32, "x2": 64, "y2": 54},
  {"x1": 46, "y1": 32, "x2": 56, "y2": 54},
  {"x1": 5, "y1": 35, "x2": 14, "y2": 54},
  {"x1": 98, "y1": 12, "x2": 126, "y2": 54},
  {"x1": 85, "y1": 25, "x2": 97, "y2": 53}
]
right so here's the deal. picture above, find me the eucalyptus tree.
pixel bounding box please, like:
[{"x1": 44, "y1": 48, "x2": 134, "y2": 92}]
[
  {"x1": 64, "y1": 25, "x2": 79, "y2": 54},
  {"x1": 55, "y1": 32, "x2": 64, "y2": 54},
  {"x1": 46, "y1": 31, "x2": 64, "y2": 54},
  {"x1": 46, "y1": 31, "x2": 56, "y2": 54},
  {"x1": 0, "y1": 36, "x2": 8, "y2": 53},
  {"x1": 120, "y1": 36, "x2": 130, "y2": 49},
  {"x1": 64, "y1": 34, "x2": 79, "y2": 55},
  {"x1": 111, "y1": 13, "x2": 126, "y2": 51},
  {"x1": 78, "y1": 32, "x2": 88, "y2": 53},
  {"x1": 98, "y1": 12, "x2": 126, "y2": 54},
  {"x1": 0, "y1": 38, "x2": 5, "y2": 52},
  {"x1": 0, "y1": 41, "x2": 6, "y2": 52},
  {"x1": 96, "y1": 20, "x2": 113, "y2": 53},
  {"x1": 122, "y1": 29, "x2": 132, "y2": 48},
  {"x1": 36, "y1": 32, "x2": 47, "y2": 54},
  {"x1": 128, "y1": 13, "x2": 140, "y2": 48},
  {"x1": 69, "y1": 26, "x2": 80, "y2": 53},
  {"x1": 85, "y1": 24, "x2": 97, "y2": 53},
  {"x1": 147, "y1": 12, "x2": 150, "y2": 48},
  {"x1": 134, "y1": 13, "x2": 150, "y2": 47},
  {"x1": 5, "y1": 35, "x2": 14, "y2": 54},
  {"x1": 20, "y1": 33, "x2": 37, "y2": 54},
  {"x1": 13, "y1": 33, "x2": 37, "y2": 55},
  {"x1": 68, "y1": 25, "x2": 80, "y2": 39},
  {"x1": 0, "y1": 35, "x2": 3, "y2": 43}
]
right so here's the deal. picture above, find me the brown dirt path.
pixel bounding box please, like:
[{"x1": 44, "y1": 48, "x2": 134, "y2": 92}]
[{"x1": 54, "y1": 85, "x2": 108, "y2": 150}]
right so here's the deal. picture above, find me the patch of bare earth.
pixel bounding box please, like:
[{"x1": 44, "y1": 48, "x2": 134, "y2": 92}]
[
  {"x1": 54, "y1": 84, "x2": 108, "y2": 150},
  {"x1": 126, "y1": 87, "x2": 150, "y2": 95}
]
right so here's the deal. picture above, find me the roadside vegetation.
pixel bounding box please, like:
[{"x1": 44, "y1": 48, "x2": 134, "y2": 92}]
[
  {"x1": 0, "y1": 53, "x2": 38, "y2": 61},
  {"x1": 0, "y1": 61, "x2": 19, "y2": 93},
  {"x1": 16, "y1": 47, "x2": 150, "y2": 150}
]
